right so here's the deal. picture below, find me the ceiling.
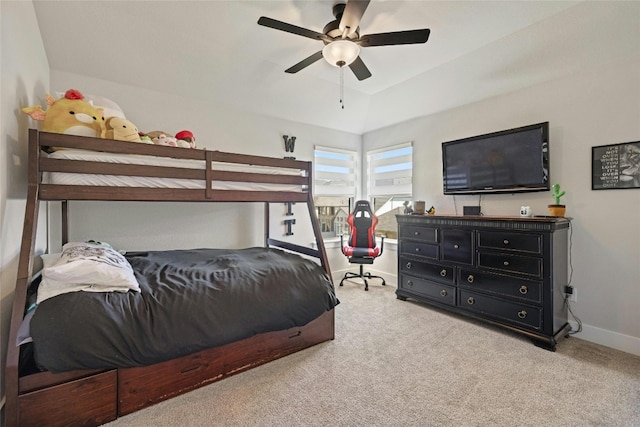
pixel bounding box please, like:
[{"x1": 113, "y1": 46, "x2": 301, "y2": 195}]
[{"x1": 32, "y1": 1, "x2": 640, "y2": 134}]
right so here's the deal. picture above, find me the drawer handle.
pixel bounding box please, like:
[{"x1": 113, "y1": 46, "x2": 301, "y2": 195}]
[
  {"x1": 415, "y1": 247, "x2": 421, "y2": 253},
  {"x1": 467, "y1": 274, "x2": 474, "y2": 284},
  {"x1": 467, "y1": 297, "x2": 475, "y2": 305},
  {"x1": 503, "y1": 261, "x2": 510, "y2": 266},
  {"x1": 453, "y1": 244, "x2": 459, "y2": 249},
  {"x1": 181, "y1": 364, "x2": 203, "y2": 375},
  {"x1": 406, "y1": 262, "x2": 413, "y2": 269},
  {"x1": 519, "y1": 285, "x2": 528, "y2": 295},
  {"x1": 440, "y1": 289, "x2": 447, "y2": 297},
  {"x1": 440, "y1": 269, "x2": 447, "y2": 277},
  {"x1": 503, "y1": 239, "x2": 510, "y2": 245},
  {"x1": 517, "y1": 310, "x2": 527, "y2": 319},
  {"x1": 414, "y1": 231, "x2": 420, "y2": 236},
  {"x1": 407, "y1": 280, "x2": 414, "y2": 287}
]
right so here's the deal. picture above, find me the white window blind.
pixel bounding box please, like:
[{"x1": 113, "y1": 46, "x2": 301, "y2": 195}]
[
  {"x1": 367, "y1": 142, "x2": 413, "y2": 196},
  {"x1": 314, "y1": 146, "x2": 357, "y2": 196}
]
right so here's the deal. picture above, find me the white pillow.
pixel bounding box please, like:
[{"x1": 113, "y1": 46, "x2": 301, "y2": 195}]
[{"x1": 38, "y1": 241, "x2": 140, "y2": 303}]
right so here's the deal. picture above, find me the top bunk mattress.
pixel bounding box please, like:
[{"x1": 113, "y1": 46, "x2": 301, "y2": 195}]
[{"x1": 43, "y1": 148, "x2": 305, "y2": 192}]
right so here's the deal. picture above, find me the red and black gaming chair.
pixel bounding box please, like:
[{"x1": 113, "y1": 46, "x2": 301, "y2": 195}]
[{"x1": 340, "y1": 200, "x2": 385, "y2": 291}]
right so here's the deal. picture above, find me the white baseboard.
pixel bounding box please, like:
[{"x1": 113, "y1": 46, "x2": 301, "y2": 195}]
[
  {"x1": 568, "y1": 321, "x2": 640, "y2": 357},
  {"x1": 331, "y1": 270, "x2": 640, "y2": 357}
]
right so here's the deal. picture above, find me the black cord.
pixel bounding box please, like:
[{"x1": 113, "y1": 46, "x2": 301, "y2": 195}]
[{"x1": 564, "y1": 220, "x2": 582, "y2": 335}]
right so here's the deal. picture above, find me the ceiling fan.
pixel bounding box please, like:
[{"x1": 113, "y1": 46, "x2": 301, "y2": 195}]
[{"x1": 257, "y1": 0, "x2": 430, "y2": 81}]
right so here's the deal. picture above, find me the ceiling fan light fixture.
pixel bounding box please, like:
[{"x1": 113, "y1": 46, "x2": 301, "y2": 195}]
[{"x1": 322, "y1": 40, "x2": 360, "y2": 67}]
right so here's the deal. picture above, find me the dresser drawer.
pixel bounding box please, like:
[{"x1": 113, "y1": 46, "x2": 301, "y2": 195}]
[
  {"x1": 477, "y1": 231, "x2": 542, "y2": 254},
  {"x1": 399, "y1": 275, "x2": 456, "y2": 306},
  {"x1": 399, "y1": 225, "x2": 437, "y2": 243},
  {"x1": 399, "y1": 257, "x2": 455, "y2": 285},
  {"x1": 477, "y1": 252, "x2": 542, "y2": 278},
  {"x1": 441, "y1": 229, "x2": 473, "y2": 265},
  {"x1": 459, "y1": 289, "x2": 542, "y2": 330},
  {"x1": 458, "y1": 269, "x2": 542, "y2": 304},
  {"x1": 400, "y1": 241, "x2": 438, "y2": 259}
]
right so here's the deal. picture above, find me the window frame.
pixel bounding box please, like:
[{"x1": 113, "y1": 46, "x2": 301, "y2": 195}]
[
  {"x1": 365, "y1": 142, "x2": 414, "y2": 239},
  {"x1": 313, "y1": 146, "x2": 358, "y2": 240}
]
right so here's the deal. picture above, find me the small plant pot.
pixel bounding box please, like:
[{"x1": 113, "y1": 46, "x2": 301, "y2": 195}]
[{"x1": 548, "y1": 204, "x2": 566, "y2": 217}]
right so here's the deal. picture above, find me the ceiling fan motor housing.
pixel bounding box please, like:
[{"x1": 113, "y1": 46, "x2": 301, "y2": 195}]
[{"x1": 324, "y1": 3, "x2": 359, "y2": 42}]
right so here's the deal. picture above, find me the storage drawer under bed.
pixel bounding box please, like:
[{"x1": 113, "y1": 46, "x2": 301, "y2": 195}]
[
  {"x1": 18, "y1": 370, "x2": 117, "y2": 427},
  {"x1": 118, "y1": 309, "x2": 334, "y2": 416}
]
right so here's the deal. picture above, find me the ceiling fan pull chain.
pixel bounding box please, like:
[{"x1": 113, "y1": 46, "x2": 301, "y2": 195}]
[{"x1": 340, "y1": 66, "x2": 345, "y2": 109}]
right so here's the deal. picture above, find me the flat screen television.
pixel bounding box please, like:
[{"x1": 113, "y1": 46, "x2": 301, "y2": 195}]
[{"x1": 442, "y1": 122, "x2": 549, "y2": 195}]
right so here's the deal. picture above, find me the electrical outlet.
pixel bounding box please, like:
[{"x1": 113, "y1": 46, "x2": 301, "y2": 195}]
[{"x1": 570, "y1": 287, "x2": 577, "y2": 302}]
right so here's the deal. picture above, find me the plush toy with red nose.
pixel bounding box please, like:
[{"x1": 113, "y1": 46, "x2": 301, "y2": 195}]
[
  {"x1": 175, "y1": 130, "x2": 196, "y2": 149},
  {"x1": 22, "y1": 89, "x2": 106, "y2": 138}
]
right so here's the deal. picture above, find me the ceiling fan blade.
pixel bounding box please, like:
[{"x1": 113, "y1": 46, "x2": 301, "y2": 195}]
[
  {"x1": 358, "y1": 29, "x2": 430, "y2": 47},
  {"x1": 349, "y1": 56, "x2": 372, "y2": 81},
  {"x1": 258, "y1": 16, "x2": 330, "y2": 42},
  {"x1": 285, "y1": 51, "x2": 324, "y2": 74},
  {"x1": 339, "y1": 0, "x2": 370, "y2": 36}
]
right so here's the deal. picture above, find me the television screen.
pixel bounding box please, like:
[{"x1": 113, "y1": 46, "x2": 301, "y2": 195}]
[{"x1": 442, "y1": 122, "x2": 549, "y2": 195}]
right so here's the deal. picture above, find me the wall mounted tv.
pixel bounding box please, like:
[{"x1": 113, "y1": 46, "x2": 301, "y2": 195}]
[{"x1": 442, "y1": 122, "x2": 549, "y2": 195}]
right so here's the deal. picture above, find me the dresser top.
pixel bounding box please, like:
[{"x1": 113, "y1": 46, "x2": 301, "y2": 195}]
[{"x1": 396, "y1": 214, "x2": 570, "y2": 231}]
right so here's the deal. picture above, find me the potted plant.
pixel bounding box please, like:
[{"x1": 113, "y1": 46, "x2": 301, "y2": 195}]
[{"x1": 548, "y1": 183, "x2": 566, "y2": 216}]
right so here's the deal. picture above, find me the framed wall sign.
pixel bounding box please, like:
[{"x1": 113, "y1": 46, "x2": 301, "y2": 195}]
[{"x1": 592, "y1": 141, "x2": 640, "y2": 190}]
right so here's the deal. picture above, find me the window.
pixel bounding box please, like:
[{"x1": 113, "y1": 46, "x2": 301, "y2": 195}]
[
  {"x1": 367, "y1": 142, "x2": 413, "y2": 238},
  {"x1": 314, "y1": 146, "x2": 358, "y2": 239}
]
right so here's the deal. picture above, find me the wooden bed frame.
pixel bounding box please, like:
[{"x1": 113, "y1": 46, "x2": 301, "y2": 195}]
[{"x1": 5, "y1": 129, "x2": 335, "y2": 426}]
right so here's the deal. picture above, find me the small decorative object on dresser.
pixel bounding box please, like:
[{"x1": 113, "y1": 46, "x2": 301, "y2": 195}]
[
  {"x1": 548, "y1": 183, "x2": 566, "y2": 216},
  {"x1": 396, "y1": 214, "x2": 571, "y2": 351},
  {"x1": 414, "y1": 200, "x2": 426, "y2": 214}
]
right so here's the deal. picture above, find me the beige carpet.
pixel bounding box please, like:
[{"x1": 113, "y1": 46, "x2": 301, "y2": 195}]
[{"x1": 105, "y1": 281, "x2": 640, "y2": 427}]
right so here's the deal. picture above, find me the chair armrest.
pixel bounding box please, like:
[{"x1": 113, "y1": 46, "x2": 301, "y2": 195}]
[
  {"x1": 378, "y1": 235, "x2": 385, "y2": 256},
  {"x1": 340, "y1": 234, "x2": 347, "y2": 256}
]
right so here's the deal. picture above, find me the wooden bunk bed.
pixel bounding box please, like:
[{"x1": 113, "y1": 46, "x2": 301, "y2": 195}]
[{"x1": 5, "y1": 129, "x2": 337, "y2": 426}]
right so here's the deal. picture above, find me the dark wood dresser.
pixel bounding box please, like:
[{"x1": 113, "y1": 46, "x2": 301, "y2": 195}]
[{"x1": 396, "y1": 214, "x2": 571, "y2": 350}]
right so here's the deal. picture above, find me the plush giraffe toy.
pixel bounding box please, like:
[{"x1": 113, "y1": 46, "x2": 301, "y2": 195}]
[{"x1": 22, "y1": 89, "x2": 106, "y2": 138}]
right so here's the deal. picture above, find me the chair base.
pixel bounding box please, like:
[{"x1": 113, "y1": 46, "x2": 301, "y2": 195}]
[{"x1": 339, "y1": 264, "x2": 386, "y2": 291}]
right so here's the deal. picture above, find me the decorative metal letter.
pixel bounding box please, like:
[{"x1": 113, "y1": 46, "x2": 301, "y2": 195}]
[
  {"x1": 283, "y1": 135, "x2": 296, "y2": 153},
  {"x1": 285, "y1": 202, "x2": 295, "y2": 216},
  {"x1": 284, "y1": 218, "x2": 296, "y2": 236}
]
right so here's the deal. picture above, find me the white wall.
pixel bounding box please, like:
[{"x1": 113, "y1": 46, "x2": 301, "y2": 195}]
[
  {"x1": 363, "y1": 52, "x2": 640, "y2": 356},
  {"x1": 0, "y1": 0, "x2": 50, "y2": 409}
]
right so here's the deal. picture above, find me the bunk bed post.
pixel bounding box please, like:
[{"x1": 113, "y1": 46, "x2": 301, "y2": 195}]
[
  {"x1": 264, "y1": 202, "x2": 270, "y2": 247},
  {"x1": 61, "y1": 200, "x2": 69, "y2": 245},
  {"x1": 305, "y1": 163, "x2": 332, "y2": 281},
  {"x1": 5, "y1": 129, "x2": 42, "y2": 426}
]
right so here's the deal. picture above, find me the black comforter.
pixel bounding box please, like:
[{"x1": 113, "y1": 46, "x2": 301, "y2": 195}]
[{"x1": 30, "y1": 247, "x2": 338, "y2": 372}]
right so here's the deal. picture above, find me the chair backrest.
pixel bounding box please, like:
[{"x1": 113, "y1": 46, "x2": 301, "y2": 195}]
[{"x1": 347, "y1": 200, "x2": 378, "y2": 250}]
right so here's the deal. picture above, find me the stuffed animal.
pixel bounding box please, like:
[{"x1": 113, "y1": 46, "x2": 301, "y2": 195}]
[
  {"x1": 144, "y1": 130, "x2": 173, "y2": 141},
  {"x1": 82, "y1": 94, "x2": 126, "y2": 120},
  {"x1": 105, "y1": 117, "x2": 149, "y2": 143},
  {"x1": 152, "y1": 134, "x2": 179, "y2": 147},
  {"x1": 175, "y1": 130, "x2": 196, "y2": 149},
  {"x1": 22, "y1": 89, "x2": 105, "y2": 138}
]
